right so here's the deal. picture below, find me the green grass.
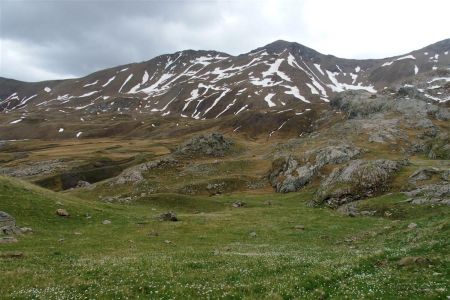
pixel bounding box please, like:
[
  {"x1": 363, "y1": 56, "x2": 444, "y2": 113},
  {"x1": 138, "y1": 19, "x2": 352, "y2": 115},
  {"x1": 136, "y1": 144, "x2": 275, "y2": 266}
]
[{"x1": 0, "y1": 176, "x2": 449, "y2": 299}]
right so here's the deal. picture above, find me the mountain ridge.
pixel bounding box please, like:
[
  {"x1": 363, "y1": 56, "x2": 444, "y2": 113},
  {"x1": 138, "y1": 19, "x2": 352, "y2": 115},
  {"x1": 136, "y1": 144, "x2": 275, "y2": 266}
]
[
  {"x1": 2, "y1": 38, "x2": 449, "y2": 84},
  {"x1": 0, "y1": 38, "x2": 449, "y2": 125}
]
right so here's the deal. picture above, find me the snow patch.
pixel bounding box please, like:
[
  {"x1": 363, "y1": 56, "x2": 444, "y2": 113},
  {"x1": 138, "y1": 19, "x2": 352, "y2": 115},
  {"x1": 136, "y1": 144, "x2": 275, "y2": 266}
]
[
  {"x1": 313, "y1": 63, "x2": 324, "y2": 75},
  {"x1": 326, "y1": 70, "x2": 376, "y2": 93},
  {"x1": 215, "y1": 99, "x2": 237, "y2": 118},
  {"x1": 264, "y1": 93, "x2": 277, "y2": 107},
  {"x1": 44, "y1": 87, "x2": 52, "y2": 93},
  {"x1": 262, "y1": 58, "x2": 291, "y2": 82},
  {"x1": 282, "y1": 85, "x2": 309, "y2": 103},
  {"x1": 10, "y1": 118, "x2": 23, "y2": 124},
  {"x1": 306, "y1": 83, "x2": 319, "y2": 95},
  {"x1": 119, "y1": 74, "x2": 133, "y2": 93},
  {"x1": 235, "y1": 105, "x2": 248, "y2": 115},
  {"x1": 102, "y1": 76, "x2": 116, "y2": 87},
  {"x1": 382, "y1": 54, "x2": 416, "y2": 67},
  {"x1": 78, "y1": 91, "x2": 99, "y2": 98},
  {"x1": 83, "y1": 80, "x2": 98, "y2": 87}
]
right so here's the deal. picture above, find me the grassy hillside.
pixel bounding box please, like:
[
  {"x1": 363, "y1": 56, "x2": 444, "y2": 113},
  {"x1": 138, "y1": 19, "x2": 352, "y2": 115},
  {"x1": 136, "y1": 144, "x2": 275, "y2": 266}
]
[{"x1": 1, "y1": 176, "x2": 449, "y2": 299}]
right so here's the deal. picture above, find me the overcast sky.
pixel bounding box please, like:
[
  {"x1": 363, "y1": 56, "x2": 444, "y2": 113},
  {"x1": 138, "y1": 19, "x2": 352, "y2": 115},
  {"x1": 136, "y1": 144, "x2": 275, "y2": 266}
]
[{"x1": 1, "y1": 0, "x2": 449, "y2": 82}]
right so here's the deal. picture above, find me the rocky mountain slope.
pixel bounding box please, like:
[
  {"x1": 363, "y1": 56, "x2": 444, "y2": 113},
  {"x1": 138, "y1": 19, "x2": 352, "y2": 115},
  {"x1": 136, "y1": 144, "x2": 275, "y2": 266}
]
[{"x1": 1, "y1": 39, "x2": 449, "y2": 123}]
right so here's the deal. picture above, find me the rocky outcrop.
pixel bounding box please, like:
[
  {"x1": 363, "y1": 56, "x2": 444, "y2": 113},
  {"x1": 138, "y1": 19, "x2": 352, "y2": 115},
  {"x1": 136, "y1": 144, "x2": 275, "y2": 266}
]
[
  {"x1": 424, "y1": 134, "x2": 450, "y2": 160},
  {"x1": 331, "y1": 89, "x2": 450, "y2": 120},
  {"x1": 404, "y1": 184, "x2": 450, "y2": 205},
  {"x1": 176, "y1": 133, "x2": 233, "y2": 157},
  {"x1": 313, "y1": 159, "x2": 406, "y2": 207},
  {"x1": 112, "y1": 157, "x2": 178, "y2": 185},
  {"x1": 0, "y1": 159, "x2": 69, "y2": 178},
  {"x1": 408, "y1": 167, "x2": 445, "y2": 183},
  {"x1": 269, "y1": 144, "x2": 362, "y2": 193}
]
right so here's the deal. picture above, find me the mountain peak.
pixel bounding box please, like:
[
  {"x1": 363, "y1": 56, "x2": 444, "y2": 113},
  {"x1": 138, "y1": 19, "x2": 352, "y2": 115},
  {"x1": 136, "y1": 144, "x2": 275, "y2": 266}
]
[{"x1": 253, "y1": 40, "x2": 321, "y2": 58}]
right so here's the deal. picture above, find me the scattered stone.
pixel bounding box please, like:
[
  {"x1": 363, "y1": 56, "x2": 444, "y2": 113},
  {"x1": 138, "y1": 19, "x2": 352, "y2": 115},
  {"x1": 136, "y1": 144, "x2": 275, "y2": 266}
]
[
  {"x1": 74, "y1": 232, "x2": 82, "y2": 235},
  {"x1": 102, "y1": 220, "x2": 112, "y2": 225},
  {"x1": 398, "y1": 256, "x2": 431, "y2": 267},
  {"x1": 0, "y1": 251, "x2": 24, "y2": 259},
  {"x1": 408, "y1": 223, "x2": 417, "y2": 229},
  {"x1": 158, "y1": 212, "x2": 178, "y2": 222},
  {"x1": 20, "y1": 227, "x2": 33, "y2": 234},
  {"x1": 56, "y1": 208, "x2": 69, "y2": 217},
  {"x1": 58, "y1": 238, "x2": 64, "y2": 243},
  {"x1": 232, "y1": 201, "x2": 246, "y2": 208},
  {"x1": 0, "y1": 237, "x2": 18, "y2": 244},
  {"x1": 56, "y1": 201, "x2": 63, "y2": 206},
  {"x1": 148, "y1": 231, "x2": 159, "y2": 237},
  {"x1": 249, "y1": 231, "x2": 257, "y2": 237},
  {"x1": 294, "y1": 225, "x2": 305, "y2": 230},
  {"x1": 213, "y1": 249, "x2": 220, "y2": 255},
  {"x1": 164, "y1": 240, "x2": 172, "y2": 244}
]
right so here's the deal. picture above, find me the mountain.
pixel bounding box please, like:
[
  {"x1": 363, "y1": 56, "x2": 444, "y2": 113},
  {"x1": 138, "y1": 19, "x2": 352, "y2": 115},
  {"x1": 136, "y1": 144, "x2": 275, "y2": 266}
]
[{"x1": 0, "y1": 39, "x2": 449, "y2": 140}]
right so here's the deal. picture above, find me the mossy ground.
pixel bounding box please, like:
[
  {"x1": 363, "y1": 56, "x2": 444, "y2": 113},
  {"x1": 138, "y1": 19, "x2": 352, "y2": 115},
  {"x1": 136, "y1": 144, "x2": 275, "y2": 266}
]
[{"x1": 1, "y1": 176, "x2": 449, "y2": 299}]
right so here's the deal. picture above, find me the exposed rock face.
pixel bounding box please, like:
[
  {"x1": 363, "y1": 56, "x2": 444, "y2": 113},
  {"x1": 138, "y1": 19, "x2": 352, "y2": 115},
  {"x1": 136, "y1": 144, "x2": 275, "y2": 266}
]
[
  {"x1": 113, "y1": 157, "x2": 178, "y2": 185},
  {"x1": 176, "y1": 133, "x2": 233, "y2": 157},
  {"x1": 115, "y1": 169, "x2": 144, "y2": 185},
  {"x1": 404, "y1": 184, "x2": 450, "y2": 205},
  {"x1": 424, "y1": 134, "x2": 450, "y2": 160},
  {"x1": 0, "y1": 211, "x2": 21, "y2": 235},
  {"x1": 76, "y1": 180, "x2": 91, "y2": 188},
  {"x1": 0, "y1": 159, "x2": 68, "y2": 178},
  {"x1": 310, "y1": 144, "x2": 362, "y2": 167},
  {"x1": 269, "y1": 144, "x2": 361, "y2": 193},
  {"x1": 331, "y1": 89, "x2": 450, "y2": 120},
  {"x1": 408, "y1": 167, "x2": 442, "y2": 182},
  {"x1": 313, "y1": 159, "x2": 405, "y2": 207}
]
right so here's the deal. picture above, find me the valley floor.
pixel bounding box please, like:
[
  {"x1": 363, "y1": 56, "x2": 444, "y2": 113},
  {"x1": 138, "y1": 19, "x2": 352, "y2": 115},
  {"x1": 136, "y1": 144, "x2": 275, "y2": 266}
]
[{"x1": 0, "y1": 176, "x2": 449, "y2": 299}]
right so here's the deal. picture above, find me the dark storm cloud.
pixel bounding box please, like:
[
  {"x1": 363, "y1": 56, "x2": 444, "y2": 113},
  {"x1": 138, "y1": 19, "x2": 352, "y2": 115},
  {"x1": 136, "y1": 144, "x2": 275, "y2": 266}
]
[
  {"x1": 1, "y1": 0, "x2": 230, "y2": 81},
  {"x1": 1, "y1": 0, "x2": 449, "y2": 82}
]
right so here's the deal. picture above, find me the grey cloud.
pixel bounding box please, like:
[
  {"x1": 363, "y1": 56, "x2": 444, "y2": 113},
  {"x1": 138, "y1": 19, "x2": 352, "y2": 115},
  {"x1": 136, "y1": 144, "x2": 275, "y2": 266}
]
[{"x1": 1, "y1": 0, "x2": 449, "y2": 82}]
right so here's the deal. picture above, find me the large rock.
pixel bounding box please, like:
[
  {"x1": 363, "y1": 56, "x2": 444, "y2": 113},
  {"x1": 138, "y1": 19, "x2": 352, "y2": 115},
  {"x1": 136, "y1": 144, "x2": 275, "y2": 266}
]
[
  {"x1": 176, "y1": 133, "x2": 233, "y2": 157},
  {"x1": 56, "y1": 208, "x2": 69, "y2": 217},
  {"x1": 0, "y1": 211, "x2": 21, "y2": 235},
  {"x1": 313, "y1": 159, "x2": 406, "y2": 207},
  {"x1": 269, "y1": 145, "x2": 361, "y2": 193},
  {"x1": 158, "y1": 212, "x2": 178, "y2": 222}
]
